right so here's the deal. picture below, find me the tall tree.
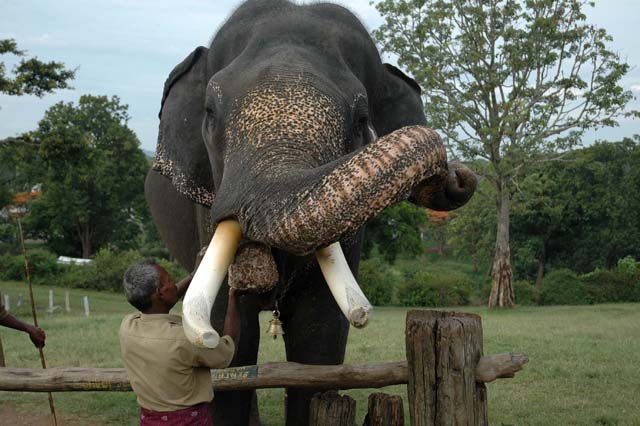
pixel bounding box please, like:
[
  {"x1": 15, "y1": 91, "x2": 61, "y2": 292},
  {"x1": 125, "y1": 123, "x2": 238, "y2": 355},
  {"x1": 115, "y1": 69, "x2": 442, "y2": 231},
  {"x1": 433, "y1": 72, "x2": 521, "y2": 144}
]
[
  {"x1": 0, "y1": 38, "x2": 75, "y2": 205},
  {"x1": 26, "y1": 95, "x2": 148, "y2": 258},
  {"x1": 373, "y1": 0, "x2": 639, "y2": 307},
  {"x1": 0, "y1": 38, "x2": 74, "y2": 98}
]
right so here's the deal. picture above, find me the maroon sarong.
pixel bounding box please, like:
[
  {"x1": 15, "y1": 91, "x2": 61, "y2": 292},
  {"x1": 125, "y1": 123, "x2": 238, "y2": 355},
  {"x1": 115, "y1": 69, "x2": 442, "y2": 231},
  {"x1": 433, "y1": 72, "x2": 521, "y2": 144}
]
[{"x1": 140, "y1": 402, "x2": 211, "y2": 426}]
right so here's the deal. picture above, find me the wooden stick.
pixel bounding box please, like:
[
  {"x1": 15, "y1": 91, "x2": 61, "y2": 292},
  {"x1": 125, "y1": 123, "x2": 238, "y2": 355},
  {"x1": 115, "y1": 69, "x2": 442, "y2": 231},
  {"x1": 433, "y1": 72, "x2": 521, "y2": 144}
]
[{"x1": 17, "y1": 218, "x2": 58, "y2": 426}]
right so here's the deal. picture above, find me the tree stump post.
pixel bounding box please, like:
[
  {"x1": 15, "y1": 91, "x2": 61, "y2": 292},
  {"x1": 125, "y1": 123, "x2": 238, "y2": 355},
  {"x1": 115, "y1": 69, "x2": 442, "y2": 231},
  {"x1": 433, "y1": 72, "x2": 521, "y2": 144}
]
[
  {"x1": 363, "y1": 392, "x2": 404, "y2": 426},
  {"x1": 405, "y1": 310, "x2": 488, "y2": 426},
  {"x1": 309, "y1": 391, "x2": 356, "y2": 426}
]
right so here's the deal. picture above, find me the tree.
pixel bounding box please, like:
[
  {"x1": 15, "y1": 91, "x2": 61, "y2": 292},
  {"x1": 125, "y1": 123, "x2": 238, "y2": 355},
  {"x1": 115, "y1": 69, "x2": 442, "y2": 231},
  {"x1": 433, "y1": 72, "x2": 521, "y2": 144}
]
[
  {"x1": 511, "y1": 137, "x2": 640, "y2": 276},
  {"x1": 26, "y1": 95, "x2": 149, "y2": 258},
  {"x1": 364, "y1": 201, "x2": 427, "y2": 263},
  {"x1": 0, "y1": 38, "x2": 75, "y2": 207},
  {"x1": 373, "y1": 0, "x2": 639, "y2": 307},
  {"x1": 0, "y1": 38, "x2": 74, "y2": 98}
]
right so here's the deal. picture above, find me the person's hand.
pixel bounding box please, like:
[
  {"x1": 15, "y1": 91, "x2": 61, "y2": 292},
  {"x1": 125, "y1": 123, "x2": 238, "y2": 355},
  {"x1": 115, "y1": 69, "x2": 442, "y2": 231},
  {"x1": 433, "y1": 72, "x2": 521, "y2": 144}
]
[{"x1": 27, "y1": 326, "x2": 46, "y2": 348}]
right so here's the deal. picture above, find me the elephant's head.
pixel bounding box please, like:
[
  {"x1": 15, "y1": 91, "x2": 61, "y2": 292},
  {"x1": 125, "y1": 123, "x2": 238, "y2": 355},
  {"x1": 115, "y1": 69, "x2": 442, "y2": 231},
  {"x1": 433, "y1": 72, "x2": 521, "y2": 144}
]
[{"x1": 152, "y1": 2, "x2": 476, "y2": 348}]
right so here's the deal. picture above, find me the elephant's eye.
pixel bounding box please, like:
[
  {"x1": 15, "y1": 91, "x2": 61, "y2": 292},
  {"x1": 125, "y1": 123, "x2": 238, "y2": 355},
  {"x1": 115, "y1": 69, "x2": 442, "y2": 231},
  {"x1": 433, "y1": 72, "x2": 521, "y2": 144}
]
[{"x1": 352, "y1": 116, "x2": 372, "y2": 148}]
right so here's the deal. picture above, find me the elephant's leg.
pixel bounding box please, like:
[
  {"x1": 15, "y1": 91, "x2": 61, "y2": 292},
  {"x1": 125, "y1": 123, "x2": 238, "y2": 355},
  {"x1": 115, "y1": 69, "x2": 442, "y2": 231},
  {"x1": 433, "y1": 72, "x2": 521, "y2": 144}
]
[
  {"x1": 211, "y1": 290, "x2": 263, "y2": 426},
  {"x1": 281, "y1": 280, "x2": 350, "y2": 426}
]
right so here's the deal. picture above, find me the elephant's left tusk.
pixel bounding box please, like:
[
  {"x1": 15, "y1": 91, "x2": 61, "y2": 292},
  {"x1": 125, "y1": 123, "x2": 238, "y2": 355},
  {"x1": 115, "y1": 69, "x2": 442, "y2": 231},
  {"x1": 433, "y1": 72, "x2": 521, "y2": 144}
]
[
  {"x1": 183, "y1": 219, "x2": 241, "y2": 348},
  {"x1": 316, "y1": 242, "x2": 372, "y2": 328}
]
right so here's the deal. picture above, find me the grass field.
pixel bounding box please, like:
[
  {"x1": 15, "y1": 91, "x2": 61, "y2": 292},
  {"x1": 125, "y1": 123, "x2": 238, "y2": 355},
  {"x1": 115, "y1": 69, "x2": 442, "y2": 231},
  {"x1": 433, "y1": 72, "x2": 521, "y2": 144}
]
[{"x1": 1, "y1": 280, "x2": 639, "y2": 425}]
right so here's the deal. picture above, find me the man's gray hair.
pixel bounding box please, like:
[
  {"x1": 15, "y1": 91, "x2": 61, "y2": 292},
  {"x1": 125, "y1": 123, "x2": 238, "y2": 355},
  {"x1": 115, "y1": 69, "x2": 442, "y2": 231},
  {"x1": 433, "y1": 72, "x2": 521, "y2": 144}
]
[{"x1": 123, "y1": 258, "x2": 161, "y2": 311}]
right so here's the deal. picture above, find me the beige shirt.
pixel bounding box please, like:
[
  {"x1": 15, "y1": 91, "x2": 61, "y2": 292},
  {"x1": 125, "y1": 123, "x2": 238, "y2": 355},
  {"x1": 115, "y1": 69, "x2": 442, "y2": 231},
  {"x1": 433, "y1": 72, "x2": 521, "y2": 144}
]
[
  {"x1": 0, "y1": 292, "x2": 7, "y2": 321},
  {"x1": 119, "y1": 312, "x2": 235, "y2": 412}
]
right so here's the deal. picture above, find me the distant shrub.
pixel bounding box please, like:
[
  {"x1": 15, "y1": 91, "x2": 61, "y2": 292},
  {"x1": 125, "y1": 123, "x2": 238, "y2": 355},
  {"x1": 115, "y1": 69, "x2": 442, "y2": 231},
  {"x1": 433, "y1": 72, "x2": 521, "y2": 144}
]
[
  {"x1": 581, "y1": 267, "x2": 640, "y2": 304},
  {"x1": 616, "y1": 256, "x2": 638, "y2": 276},
  {"x1": 0, "y1": 252, "x2": 24, "y2": 281},
  {"x1": 54, "y1": 249, "x2": 189, "y2": 293},
  {"x1": 56, "y1": 248, "x2": 141, "y2": 292},
  {"x1": 539, "y1": 269, "x2": 587, "y2": 305},
  {"x1": 514, "y1": 280, "x2": 538, "y2": 306},
  {"x1": 0, "y1": 248, "x2": 59, "y2": 281},
  {"x1": 398, "y1": 270, "x2": 473, "y2": 307},
  {"x1": 358, "y1": 259, "x2": 397, "y2": 306}
]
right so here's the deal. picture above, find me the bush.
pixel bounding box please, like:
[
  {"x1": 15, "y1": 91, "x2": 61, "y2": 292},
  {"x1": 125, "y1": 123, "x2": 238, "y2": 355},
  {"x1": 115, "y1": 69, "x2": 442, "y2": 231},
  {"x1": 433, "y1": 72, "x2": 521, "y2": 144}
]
[
  {"x1": 539, "y1": 269, "x2": 587, "y2": 305},
  {"x1": 0, "y1": 252, "x2": 24, "y2": 281},
  {"x1": 54, "y1": 249, "x2": 188, "y2": 293},
  {"x1": 581, "y1": 266, "x2": 640, "y2": 304},
  {"x1": 398, "y1": 270, "x2": 473, "y2": 307},
  {"x1": 616, "y1": 256, "x2": 638, "y2": 276},
  {"x1": 0, "y1": 248, "x2": 59, "y2": 281},
  {"x1": 56, "y1": 248, "x2": 141, "y2": 292},
  {"x1": 514, "y1": 280, "x2": 538, "y2": 306},
  {"x1": 358, "y1": 259, "x2": 397, "y2": 306}
]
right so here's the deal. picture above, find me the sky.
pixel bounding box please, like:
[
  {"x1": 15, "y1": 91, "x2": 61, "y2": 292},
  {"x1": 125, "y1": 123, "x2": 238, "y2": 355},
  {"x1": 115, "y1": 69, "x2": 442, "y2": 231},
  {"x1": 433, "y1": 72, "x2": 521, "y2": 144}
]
[{"x1": 1, "y1": 0, "x2": 639, "y2": 153}]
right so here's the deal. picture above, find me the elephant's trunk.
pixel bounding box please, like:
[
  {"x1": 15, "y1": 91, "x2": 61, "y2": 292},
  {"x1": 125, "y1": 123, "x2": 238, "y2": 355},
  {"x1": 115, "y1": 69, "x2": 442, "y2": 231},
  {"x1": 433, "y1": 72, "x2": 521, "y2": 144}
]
[{"x1": 239, "y1": 125, "x2": 448, "y2": 255}]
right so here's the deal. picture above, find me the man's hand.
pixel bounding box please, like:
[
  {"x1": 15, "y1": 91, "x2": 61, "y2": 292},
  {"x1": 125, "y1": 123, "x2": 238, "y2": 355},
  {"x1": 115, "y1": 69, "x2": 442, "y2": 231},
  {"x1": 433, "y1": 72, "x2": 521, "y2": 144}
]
[{"x1": 27, "y1": 326, "x2": 46, "y2": 348}]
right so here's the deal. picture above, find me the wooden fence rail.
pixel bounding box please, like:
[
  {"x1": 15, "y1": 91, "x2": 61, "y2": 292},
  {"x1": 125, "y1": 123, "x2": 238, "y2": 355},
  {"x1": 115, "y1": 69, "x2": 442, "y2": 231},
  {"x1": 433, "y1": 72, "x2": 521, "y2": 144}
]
[{"x1": 0, "y1": 355, "x2": 526, "y2": 394}]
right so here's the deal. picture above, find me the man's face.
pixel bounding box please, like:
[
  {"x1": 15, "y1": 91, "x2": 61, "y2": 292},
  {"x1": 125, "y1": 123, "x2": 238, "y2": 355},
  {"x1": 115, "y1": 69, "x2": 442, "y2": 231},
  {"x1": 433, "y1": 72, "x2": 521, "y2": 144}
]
[{"x1": 155, "y1": 265, "x2": 178, "y2": 307}]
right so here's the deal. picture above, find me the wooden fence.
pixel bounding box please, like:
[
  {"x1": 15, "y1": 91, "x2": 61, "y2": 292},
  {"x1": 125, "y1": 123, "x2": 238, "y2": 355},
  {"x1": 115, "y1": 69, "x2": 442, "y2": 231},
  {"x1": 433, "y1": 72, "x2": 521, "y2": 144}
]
[{"x1": 0, "y1": 310, "x2": 528, "y2": 425}]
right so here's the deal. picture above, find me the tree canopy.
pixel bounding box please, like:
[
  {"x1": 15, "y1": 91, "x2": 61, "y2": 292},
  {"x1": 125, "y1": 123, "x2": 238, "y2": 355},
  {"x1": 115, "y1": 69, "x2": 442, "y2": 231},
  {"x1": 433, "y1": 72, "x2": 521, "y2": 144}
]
[
  {"x1": 373, "y1": 0, "x2": 638, "y2": 307},
  {"x1": 0, "y1": 38, "x2": 75, "y2": 98},
  {"x1": 25, "y1": 95, "x2": 149, "y2": 258}
]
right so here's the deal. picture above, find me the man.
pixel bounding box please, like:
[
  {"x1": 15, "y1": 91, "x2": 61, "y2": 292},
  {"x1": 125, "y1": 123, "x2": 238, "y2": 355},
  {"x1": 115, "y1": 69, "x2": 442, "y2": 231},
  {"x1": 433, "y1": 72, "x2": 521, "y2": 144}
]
[
  {"x1": 0, "y1": 291, "x2": 46, "y2": 348},
  {"x1": 120, "y1": 258, "x2": 239, "y2": 426}
]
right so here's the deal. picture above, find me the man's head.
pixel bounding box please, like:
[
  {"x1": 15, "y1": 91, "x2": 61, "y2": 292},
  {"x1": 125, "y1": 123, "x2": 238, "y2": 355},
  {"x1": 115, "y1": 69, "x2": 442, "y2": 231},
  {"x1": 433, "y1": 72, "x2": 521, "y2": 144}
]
[{"x1": 123, "y1": 259, "x2": 178, "y2": 313}]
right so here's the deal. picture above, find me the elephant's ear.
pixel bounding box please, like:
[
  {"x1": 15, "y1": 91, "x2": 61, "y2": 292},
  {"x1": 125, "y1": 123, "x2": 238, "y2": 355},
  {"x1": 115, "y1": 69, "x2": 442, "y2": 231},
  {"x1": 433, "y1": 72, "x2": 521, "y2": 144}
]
[
  {"x1": 373, "y1": 63, "x2": 427, "y2": 137},
  {"x1": 152, "y1": 46, "x2": 215, "y2": 207}
]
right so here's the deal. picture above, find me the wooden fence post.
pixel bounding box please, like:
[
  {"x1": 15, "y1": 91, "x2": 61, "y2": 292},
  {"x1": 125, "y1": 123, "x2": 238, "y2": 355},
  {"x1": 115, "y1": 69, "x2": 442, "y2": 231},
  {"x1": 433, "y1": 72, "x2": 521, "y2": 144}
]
[
  {"x1": 65, "y1": 291, "x2": 70, "y2": 313},
  {"x1": 363, "y1": 392, "x2": 404, "y2": 426},
  {"x1": 83, "y1": 296, "x2": 90, "y2": 317},
  {"x1": 309, "y1": 391, "x2": 356, "y2": 426},
  {"x1": 405, "y1": 310, "x2": 488, "y2": 426},
  {"x1": 0, "y1": 334, "x2": 5, "y2": 367}
]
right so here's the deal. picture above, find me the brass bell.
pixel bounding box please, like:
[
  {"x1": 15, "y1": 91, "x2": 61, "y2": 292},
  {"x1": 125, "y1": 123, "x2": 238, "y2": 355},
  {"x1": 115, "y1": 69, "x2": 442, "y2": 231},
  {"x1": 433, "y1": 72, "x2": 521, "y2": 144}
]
[{"x1": 267, "y1": 309, "x2": 284, "y2": 339}]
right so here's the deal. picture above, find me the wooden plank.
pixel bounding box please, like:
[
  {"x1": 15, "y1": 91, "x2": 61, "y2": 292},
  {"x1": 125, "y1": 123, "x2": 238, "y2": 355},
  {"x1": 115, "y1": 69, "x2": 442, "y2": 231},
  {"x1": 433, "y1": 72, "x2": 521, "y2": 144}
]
[
  {"x1": 363, "y1": 392, "x2": 404, "y2": 426},
  {"x1": 0, "y1": 361, "x2": 407, "y2": 392},
  {"x1": 309, "y1": 391, "x2": 356, "y2": 426}
]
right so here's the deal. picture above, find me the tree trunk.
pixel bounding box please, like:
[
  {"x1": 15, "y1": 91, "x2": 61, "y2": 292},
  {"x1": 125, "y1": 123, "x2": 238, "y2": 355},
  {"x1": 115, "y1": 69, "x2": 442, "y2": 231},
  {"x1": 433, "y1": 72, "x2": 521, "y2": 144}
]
[
  {"x1": 488, "y1": 182, "x2": 514, "y2": 308},
  {"x1": 535, "y1": 244, "x2": 546, "y2": 288},
  {"x1": 81, "y1": 224, "x2": 92, "y2": 259}
]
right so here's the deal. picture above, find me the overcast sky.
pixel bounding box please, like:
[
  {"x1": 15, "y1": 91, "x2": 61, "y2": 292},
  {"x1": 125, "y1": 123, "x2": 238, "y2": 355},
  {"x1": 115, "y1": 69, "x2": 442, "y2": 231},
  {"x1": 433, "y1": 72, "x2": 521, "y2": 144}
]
[{"x1": 1, "y1": 0, "x2": 638, "y2": 152}]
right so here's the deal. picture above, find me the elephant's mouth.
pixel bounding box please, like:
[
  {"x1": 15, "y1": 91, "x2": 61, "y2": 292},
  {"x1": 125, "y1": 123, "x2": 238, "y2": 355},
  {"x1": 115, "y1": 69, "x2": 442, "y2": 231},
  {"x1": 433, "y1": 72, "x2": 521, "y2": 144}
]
[{"x1": 182, "y1": 124, "x2": 474, "y2": 348}]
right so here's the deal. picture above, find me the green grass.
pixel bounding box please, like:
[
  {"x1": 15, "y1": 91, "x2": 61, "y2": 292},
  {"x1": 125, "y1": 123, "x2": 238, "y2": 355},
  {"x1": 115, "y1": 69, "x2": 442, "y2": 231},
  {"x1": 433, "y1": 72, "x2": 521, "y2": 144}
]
[{"x1": 1, "y1": 281, "x2": 639, "y2": 425}]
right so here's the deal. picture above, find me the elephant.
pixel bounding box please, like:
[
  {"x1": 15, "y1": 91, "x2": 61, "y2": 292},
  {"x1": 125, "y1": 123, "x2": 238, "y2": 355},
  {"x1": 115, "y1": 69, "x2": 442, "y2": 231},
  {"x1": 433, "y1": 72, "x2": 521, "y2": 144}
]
[{"x1": 145, "y1": 1, "x2": 477, "y2": 425}]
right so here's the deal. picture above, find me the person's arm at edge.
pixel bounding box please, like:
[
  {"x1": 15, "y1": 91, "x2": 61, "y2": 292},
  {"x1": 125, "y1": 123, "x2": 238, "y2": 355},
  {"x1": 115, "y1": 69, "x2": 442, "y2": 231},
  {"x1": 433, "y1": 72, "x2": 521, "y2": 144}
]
[{"x1": 0, "y1": 313, "x2": 46, "y2": 348}]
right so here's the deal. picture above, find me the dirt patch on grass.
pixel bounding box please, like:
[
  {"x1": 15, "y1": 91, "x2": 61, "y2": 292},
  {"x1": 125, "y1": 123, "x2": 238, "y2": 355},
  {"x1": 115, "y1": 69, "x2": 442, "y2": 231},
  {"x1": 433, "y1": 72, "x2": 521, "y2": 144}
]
[{"x1": 0, "y1": 403, "x2": 106, "y2": 426}]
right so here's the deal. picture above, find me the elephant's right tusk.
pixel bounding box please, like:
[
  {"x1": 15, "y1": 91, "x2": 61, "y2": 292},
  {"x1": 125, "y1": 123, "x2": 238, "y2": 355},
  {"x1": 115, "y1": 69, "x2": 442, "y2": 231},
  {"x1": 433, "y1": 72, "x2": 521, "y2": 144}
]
[
  {"x1": 183, "y1": 219, "x2": 241, "y2": 348},
  {"x1": 316, "y1": 242, "x2": 373, "y2": 328}
]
